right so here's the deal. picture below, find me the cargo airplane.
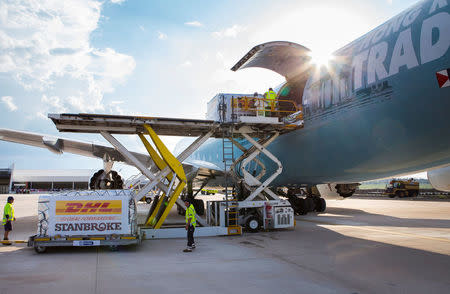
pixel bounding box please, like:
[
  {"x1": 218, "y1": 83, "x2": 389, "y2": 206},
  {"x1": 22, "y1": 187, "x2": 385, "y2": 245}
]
[{"x1": 1, "y1": 0, "x2": 449, "y2": 214}]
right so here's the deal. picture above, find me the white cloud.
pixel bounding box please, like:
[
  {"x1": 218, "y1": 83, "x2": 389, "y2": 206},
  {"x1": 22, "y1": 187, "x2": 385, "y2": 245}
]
[
  {"x1": 139, "y1": 25, "x2": 145, "y2": 32},
  {"x1": 110, "y1": 0, "x2": 126, "y2": 4},
  {"x1": 0, "y1": 0, "x2": 135, "y2": 113},
  {"x1": 111, "y1": 100, "x2": 124, "y2": 104},
  {"x1": 185, "y1": 21, "x2": 203, "y2": 27},
  {"x1": 1, "y1": 96, "x2": 17, "y2": 111},
  {"x1": 212, "y1": 25, "x2": 245, "y2": 39},
  {"x1": 181, "y1": 60, "x2": 192, "y2": 67},
  {"x1": 387, "y1": 0, "x2": 393, "y2": 4},
  {"x1": 158, "y1": 31, "x2": 167, "y2": 40}
]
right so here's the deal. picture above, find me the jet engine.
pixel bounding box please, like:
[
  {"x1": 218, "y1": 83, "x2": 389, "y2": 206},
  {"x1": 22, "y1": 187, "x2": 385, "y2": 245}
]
[
  {"x1": 316, "y1": 183, "x2": 360, "y2": 199},
  {"x1": 89, "y1": 169, "x2": 124, "y2": 190},
  {"x1": 427, "y1": 166, "x2": 450, "y2": 192}
]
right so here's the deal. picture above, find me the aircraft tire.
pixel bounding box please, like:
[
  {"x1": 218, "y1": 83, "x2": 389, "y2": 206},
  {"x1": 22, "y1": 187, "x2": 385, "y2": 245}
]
[
  {"x1": 315, "y1": 198, "x2": 326, "y2": 213},
  {"x1": 306, "y1": 198, "x2": 315, "y2": 212},
  {"x1": 89, "y1": 169, "x2": 104, "y2": 189},
  {"x1": 297, "y1": 199, "x2": 308, "y2": 215},
  {"x1": 89, "y1": 169, "x2": 123, "y2": 190}
]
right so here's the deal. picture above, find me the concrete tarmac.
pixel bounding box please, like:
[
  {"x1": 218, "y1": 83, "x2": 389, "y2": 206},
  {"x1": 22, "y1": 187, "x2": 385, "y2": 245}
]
[{"x1": 0, "y1": 194, "x2": 449, "y2": 294}]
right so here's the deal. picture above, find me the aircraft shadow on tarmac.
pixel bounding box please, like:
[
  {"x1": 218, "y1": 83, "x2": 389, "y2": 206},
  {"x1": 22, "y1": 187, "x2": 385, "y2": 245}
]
[{"x1": 306, "y1": 207, "x2": 450, "y2": 229}]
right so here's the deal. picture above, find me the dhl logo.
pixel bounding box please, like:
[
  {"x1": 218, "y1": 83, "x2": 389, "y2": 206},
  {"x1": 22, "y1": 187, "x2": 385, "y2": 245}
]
[{"x1": 55, "y1": 200, "x2": 122, "y2": 215}]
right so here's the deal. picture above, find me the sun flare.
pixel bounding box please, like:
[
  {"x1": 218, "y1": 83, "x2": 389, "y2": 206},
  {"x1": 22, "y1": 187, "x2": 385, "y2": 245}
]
[{"x1": 308, "y1": 50, "x2": 334, "y2": 68}]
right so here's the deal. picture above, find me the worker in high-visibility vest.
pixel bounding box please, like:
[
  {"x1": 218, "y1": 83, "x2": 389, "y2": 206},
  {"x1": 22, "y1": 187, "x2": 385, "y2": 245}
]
[
  {"x1": 3, "y1": 196, "x2": 15, "y2": 245},
  {"x1": 264, "y1": 88, "x2": 277, "y2": 116},
  {"x1": 183, "y1": 199, "x2": 197, "y2": 252}
]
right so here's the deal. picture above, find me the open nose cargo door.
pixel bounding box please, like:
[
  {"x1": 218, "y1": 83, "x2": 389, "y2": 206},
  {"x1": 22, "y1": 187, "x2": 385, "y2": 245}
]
[{"x1": 231, "y1": 41, "x2": 314, "y2": 107}]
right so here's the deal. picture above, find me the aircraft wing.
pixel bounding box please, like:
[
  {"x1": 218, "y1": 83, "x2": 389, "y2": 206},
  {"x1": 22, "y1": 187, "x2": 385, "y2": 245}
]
[
  {"x1": 0, "y1": 128, "x2": 153, "y2": 167},
  {"x1": 231, "y1": 41, "x2": 312, "y2": 80},
  {"x1": 0, "y1": 128, "x2": 225, "y2": 182}
]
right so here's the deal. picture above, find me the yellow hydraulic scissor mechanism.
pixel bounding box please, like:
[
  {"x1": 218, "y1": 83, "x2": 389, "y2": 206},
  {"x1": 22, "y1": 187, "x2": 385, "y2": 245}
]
[{"x1": 139, "y1": 124, "x2": 186, "y2": 229}]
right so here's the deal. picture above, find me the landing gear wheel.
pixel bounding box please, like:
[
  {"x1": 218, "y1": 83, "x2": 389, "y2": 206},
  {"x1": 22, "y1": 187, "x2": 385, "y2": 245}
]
[
  {"x1": 145, "y1": 197, "x2": 152, "y2": 204},
  {"x1": 89, "y1": 169, "x2": 123, "y2": 190},
  {"x1": 34, "y1": 246, "x2": 46, "y2": 254},
  {"x1": 315, "y1": 198, "x2": 326, "y2": 213},
  {"x1": 297, "y1": 198, "x2": 308, "y2": 215},
  {"x1": 246, "y1": 216, "x2": 261, "y2": 233}
]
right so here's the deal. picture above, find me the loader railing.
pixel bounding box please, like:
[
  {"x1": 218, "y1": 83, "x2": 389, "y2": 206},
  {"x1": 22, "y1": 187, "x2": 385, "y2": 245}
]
[{"x1": 231, "y1": 96, "x2": 302, "y2": 118}]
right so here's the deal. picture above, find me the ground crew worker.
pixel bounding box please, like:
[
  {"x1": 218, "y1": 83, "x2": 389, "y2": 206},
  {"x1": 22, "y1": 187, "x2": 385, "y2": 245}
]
[
  {"x1": 183, "y1": 199, "x2": 197, "y2": 252},
  {"x1": 3, "y1": 196, "x2": 15, "y2": 245},
  {"x1": 264, "y1": 88, "x2": 277, "y2": 116}
]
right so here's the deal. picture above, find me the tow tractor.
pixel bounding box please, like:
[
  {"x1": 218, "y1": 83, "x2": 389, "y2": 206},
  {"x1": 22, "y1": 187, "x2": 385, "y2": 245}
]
[{"x1": 384, "y1": 179, "x2": 420, "y2": 198}]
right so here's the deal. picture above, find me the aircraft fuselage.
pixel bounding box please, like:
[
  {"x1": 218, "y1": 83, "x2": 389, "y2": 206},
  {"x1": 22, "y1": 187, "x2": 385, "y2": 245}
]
[{"x1": 188, "y1": 0, "x2": 450, "y2": 185}]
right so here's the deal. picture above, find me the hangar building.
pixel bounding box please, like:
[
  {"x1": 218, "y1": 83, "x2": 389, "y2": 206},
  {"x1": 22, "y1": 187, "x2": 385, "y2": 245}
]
[{"x1": 0, "y1": 166, "x2": 94, "y2": 193}]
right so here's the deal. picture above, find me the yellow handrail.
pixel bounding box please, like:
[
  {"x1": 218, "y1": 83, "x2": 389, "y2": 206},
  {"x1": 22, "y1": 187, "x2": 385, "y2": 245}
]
[{"x1": 232, "y1": 96, "x2": 302, "y2": 116}]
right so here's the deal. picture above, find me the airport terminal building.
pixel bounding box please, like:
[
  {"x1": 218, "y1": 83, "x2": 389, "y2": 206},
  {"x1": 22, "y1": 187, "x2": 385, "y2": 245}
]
[{"x1": 0, "y1": 166, "x2": 94, "y2": 193}]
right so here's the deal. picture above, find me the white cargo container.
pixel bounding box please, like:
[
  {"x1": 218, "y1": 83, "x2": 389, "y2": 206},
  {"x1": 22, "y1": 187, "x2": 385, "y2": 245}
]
[{"x1": 29, "y1": 190, "x2": 139, "y2": 253}]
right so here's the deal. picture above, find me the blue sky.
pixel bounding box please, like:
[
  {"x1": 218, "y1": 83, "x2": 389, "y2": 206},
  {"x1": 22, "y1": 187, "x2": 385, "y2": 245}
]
[{"x1": 0, "y1": 0, "x2": 424, "y2": 179}]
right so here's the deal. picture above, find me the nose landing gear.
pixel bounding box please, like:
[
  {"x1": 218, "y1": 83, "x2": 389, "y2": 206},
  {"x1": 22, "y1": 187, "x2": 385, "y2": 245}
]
[{"x1": 89, "y1": 169, "x2": 124, "y2": 190}]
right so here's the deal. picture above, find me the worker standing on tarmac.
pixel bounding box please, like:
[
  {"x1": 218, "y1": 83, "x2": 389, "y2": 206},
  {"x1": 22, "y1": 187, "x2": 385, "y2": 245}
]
[
  {"x1": 183, "y1": 199, "x2": 197, "y2": 252},
  {"x1": 264, "y1": 88, "x2": 277, "y2": 116},
  {"x1": 3, "y1": 196, "x2": 15, "y2": 245}
]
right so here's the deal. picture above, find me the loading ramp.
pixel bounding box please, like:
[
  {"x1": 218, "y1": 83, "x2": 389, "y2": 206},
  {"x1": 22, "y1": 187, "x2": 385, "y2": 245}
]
[{"x1": 47, "y1": 95, "x2": 303, "y2": 238}]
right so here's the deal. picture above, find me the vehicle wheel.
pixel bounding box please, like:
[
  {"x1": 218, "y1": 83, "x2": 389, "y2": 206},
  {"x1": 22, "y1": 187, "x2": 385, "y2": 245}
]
[
  {"x1": 315, "y1": 198, "x2": 326, "y2": 213},
  {"x1": 109, "y1": 245, "x2": 119, "y2": 251},
  {"x1": 397, "y1": 191, "x2": 405, "y2": 198},
  {"x1": 246, "y1": 216, "x2": 260, "y2": 233},
  {"x1": 410, "y1": 190, "x2": 418, "y2": 197},
  {"x1": 388, "y1": 194, "x2": 395, "y2": 198},
  {"x1": 34, "y1": 246, "x2": 46, "y2": 254},
  {"x1": 145, "y1": 197, "x2": 152, "y2": 204}
]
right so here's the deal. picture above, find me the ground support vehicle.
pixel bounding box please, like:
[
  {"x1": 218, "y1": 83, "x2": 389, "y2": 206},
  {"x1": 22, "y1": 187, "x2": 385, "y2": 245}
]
[
  {"x1": 206, "y1": 199, "x2": 294, "y2": 232},
  {"x1": 200, "y1": 188, "x2": 218, "y2": 195},
  {"x1": 28, "y1": 190, "x2": 140, "y2": 253},
  {"x1": 384, "y1": 179, "x2": 419, "y2": 198}
]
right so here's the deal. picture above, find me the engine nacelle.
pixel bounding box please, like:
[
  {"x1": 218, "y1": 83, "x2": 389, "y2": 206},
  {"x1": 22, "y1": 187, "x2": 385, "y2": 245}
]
[
  {"x1": 316, "y1": 183, "x2": 359, "y2": 199},
  {"x1": 427, "y1": 166, "x2": 450, "y2": 192}
]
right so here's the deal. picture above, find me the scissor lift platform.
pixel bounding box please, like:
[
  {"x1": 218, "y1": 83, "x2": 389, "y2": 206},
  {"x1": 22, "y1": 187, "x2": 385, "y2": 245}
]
[
  {"x1": 48, "y1": 113, "x2": 300, "y2": 137},
  {"x1": 47, "y1": 111, "x2": 302, "y2": 238}
]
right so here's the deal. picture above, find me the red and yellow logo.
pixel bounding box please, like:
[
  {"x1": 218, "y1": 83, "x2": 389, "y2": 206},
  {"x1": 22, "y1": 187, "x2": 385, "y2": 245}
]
[{"x1": 55, "y1": 200, "x2": 122, "y2": 215}]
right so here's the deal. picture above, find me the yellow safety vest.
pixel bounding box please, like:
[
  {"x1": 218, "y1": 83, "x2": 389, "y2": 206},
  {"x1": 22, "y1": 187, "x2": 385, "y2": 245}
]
[
  {"x1": 2, "y1": 203, "x2": 14, "y2": 225},
  {"x1": 185, "y1": 204, "x2": 197, "y2": 227},
  {"x1": 265, "y1": 90, "x2": 277, "y2": 108}
]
